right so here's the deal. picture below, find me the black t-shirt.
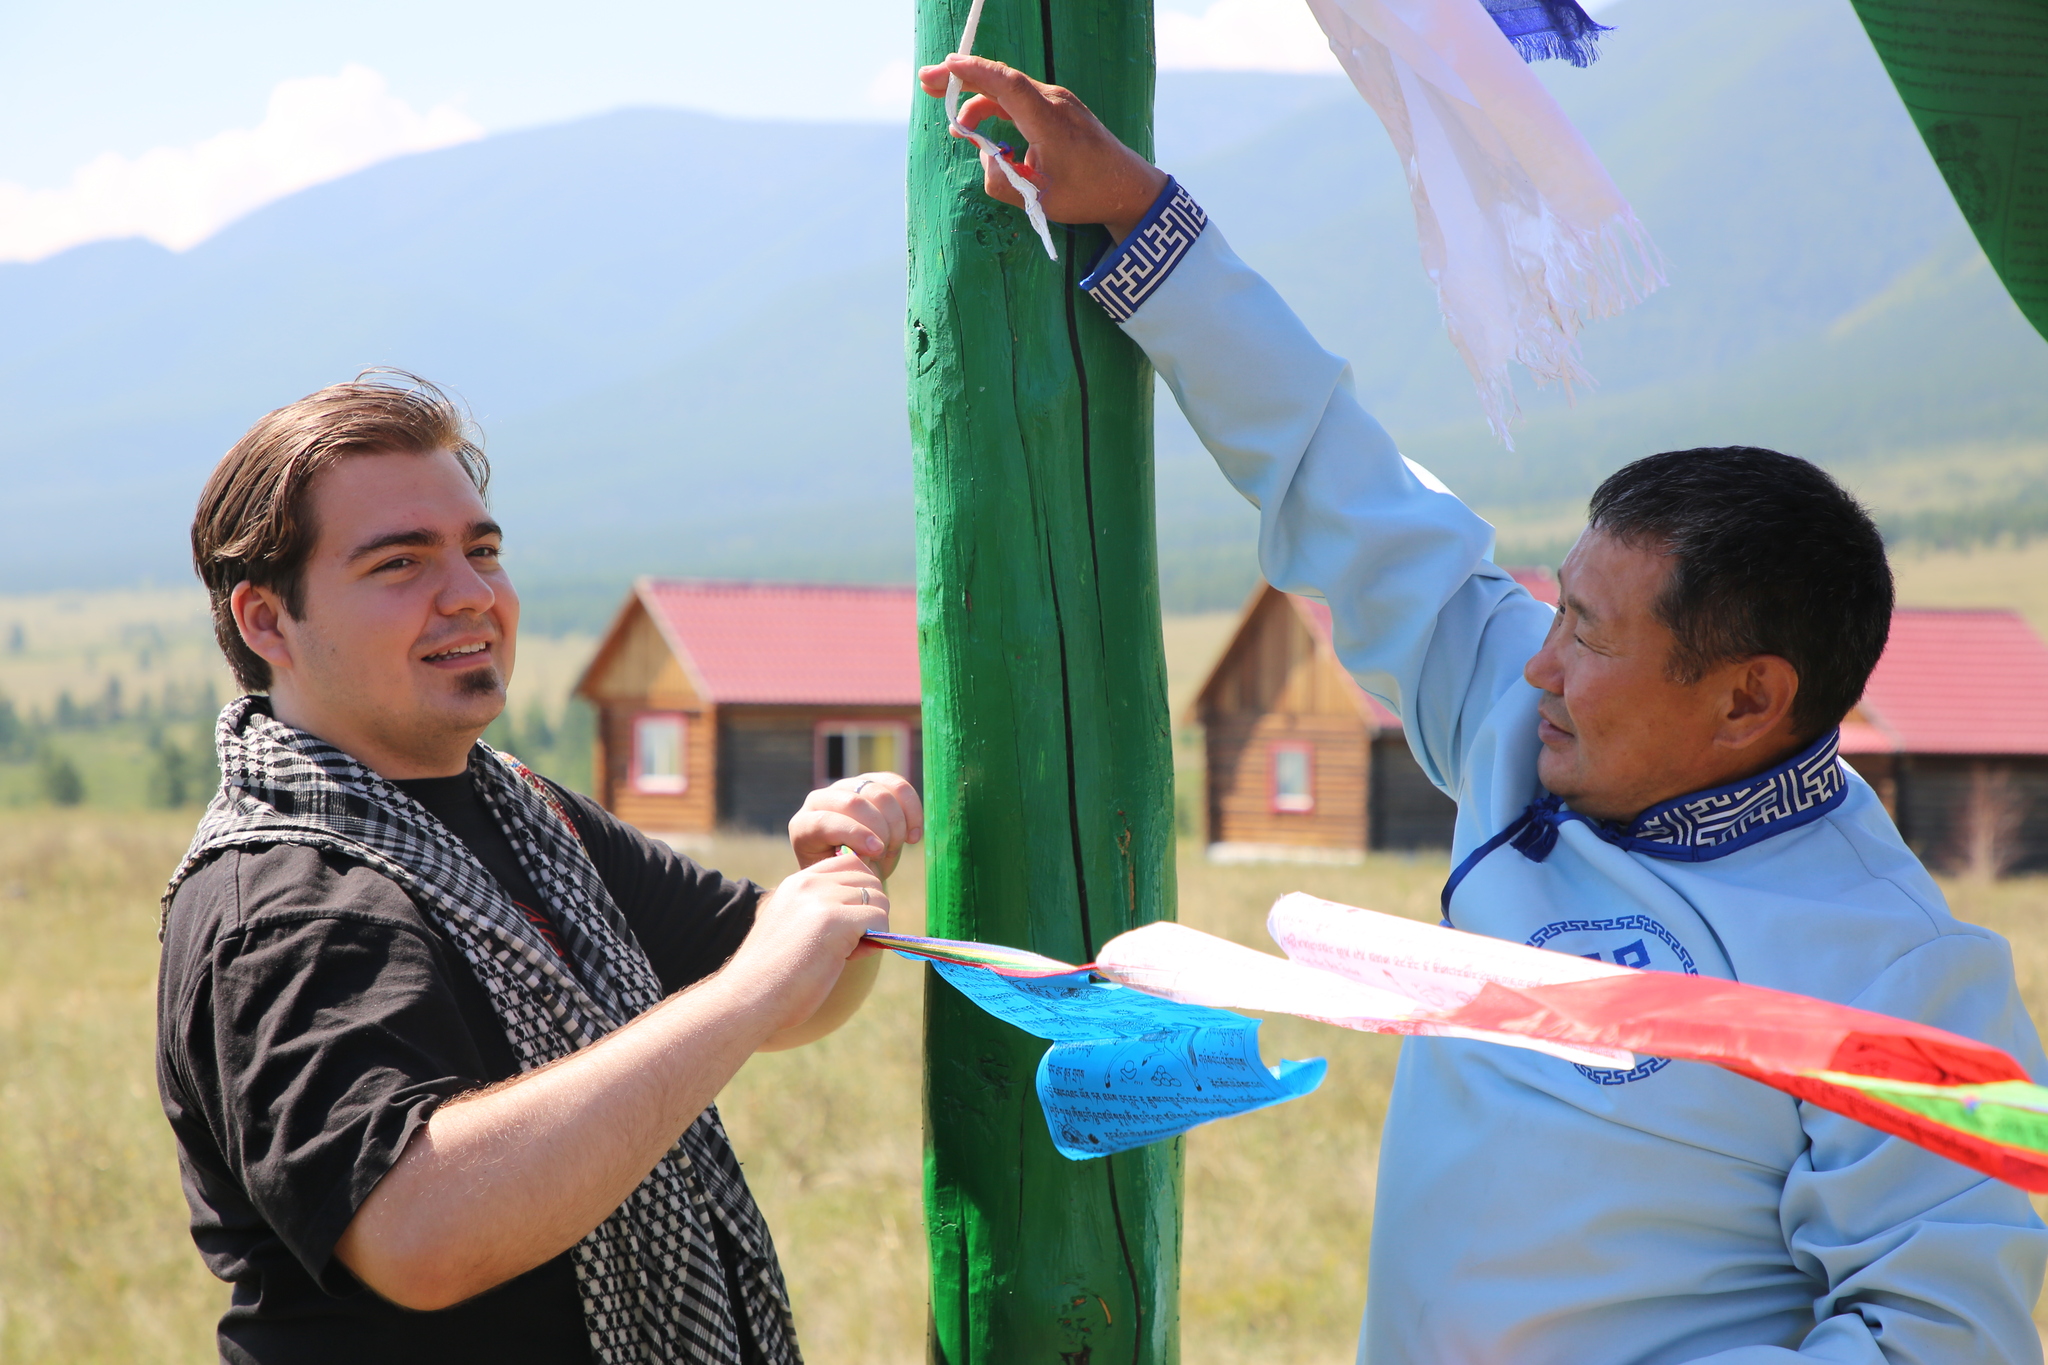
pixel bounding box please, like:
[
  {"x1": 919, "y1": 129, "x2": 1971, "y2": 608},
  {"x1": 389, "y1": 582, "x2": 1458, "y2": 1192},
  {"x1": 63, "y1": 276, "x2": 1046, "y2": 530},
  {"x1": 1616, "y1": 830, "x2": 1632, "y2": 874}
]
[
  {"x1": 156, "y1": 775, "x2": 761, "y2": 1365},
  {"x1": 396, "y1": 773, "x2": 571, "y2": 959}
]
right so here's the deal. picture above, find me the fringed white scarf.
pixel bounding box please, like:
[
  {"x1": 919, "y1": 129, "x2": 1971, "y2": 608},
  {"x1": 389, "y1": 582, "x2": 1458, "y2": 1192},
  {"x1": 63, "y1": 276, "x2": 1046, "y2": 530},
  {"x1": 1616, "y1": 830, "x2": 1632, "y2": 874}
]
[{"x1": 1303, "y1": 0, "x2": 1664, "y2": 444}]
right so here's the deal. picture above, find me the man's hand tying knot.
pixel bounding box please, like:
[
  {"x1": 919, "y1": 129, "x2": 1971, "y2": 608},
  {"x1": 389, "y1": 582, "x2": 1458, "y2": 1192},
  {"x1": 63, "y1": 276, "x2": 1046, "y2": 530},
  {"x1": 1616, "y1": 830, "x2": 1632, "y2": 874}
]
[{"x1": 789, "y1": 771, "x2": 924, "y2": 879}]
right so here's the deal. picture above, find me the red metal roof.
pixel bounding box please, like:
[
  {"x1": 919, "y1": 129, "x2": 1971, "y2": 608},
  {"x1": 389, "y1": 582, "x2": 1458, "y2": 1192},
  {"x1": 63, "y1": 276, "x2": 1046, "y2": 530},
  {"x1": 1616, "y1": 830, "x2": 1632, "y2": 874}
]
[
  {"x1": 1841, "y1": 608, "x2": 2048, "y2": 756},
  {"x1": 634, "y1": 579, "x2": 921, "y2": 706}
]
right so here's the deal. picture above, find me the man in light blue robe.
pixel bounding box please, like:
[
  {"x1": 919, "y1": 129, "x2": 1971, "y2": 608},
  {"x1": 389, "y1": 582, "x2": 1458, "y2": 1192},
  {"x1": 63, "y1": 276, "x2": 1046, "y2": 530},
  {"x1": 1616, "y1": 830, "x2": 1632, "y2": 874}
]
[{"x1": 921, "y1": 57, "x2": 2048, "y2": 1365}]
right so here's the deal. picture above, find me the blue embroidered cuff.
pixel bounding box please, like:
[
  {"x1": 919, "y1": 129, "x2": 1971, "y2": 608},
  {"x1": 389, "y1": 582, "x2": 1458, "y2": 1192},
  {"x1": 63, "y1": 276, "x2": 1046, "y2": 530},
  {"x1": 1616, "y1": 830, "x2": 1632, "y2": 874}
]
[{"x1": 1079, "y1": 177, "x2": 1208, "y2": 323}]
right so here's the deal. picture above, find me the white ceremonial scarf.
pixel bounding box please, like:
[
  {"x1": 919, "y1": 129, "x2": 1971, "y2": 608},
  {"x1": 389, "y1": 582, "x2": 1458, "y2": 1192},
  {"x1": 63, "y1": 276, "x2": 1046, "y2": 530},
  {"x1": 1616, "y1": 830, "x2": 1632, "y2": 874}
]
[
  {"x1": 946, "y1": 0, "x2": 1059, "y2": 259},
  {"x1": 1303, "y1": 0, "x2": 1662, "y2": 444}
]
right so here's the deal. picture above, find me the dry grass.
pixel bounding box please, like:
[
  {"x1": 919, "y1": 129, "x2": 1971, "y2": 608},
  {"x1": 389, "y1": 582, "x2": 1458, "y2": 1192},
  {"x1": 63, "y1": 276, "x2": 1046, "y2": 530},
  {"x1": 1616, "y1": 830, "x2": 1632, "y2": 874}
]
[
  {"x1": 1169, "y1": 853, "x2": 1449, "y2": 1365},
  {"x1": 5, "y1": 816, "x2": 2048, "y2": 1364},
  {"x1": 0, "y1": 589, "x2": 227, "y2": 715},
  {"x1": 0, "y1": 812, "x2": 223, "y2": 1363},
  {"x1": 719, "y1": 838, "x2": 1449, "y2": 1365},
  {"x1": 1890, "y1": 538, "x2": 2048, "y2": 641}
]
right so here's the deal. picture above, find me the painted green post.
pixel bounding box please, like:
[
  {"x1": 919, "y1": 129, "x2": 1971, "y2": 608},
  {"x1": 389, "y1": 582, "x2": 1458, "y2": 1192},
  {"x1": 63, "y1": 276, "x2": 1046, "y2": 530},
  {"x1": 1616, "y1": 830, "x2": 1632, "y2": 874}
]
[{"x1": 906, "y1": 0, "x2": 1180, "y2": 1361}]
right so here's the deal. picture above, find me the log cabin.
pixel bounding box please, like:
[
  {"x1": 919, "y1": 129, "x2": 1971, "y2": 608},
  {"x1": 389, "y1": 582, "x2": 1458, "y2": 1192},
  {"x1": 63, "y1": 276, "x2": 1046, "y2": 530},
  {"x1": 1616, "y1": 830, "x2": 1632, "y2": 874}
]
[
  {"x1": 1838, "y1": 608, "x2": 2048, "y2": 876},
  {"x1": 1186, "y1": 571, "x2": 1556, "y2": 862},
  {"x1": 574, "y1": 579, "x2": 921, "y2": 841},
  {"x1": 1191, "y1": 582, "x2": 2048, "y2": 876}
]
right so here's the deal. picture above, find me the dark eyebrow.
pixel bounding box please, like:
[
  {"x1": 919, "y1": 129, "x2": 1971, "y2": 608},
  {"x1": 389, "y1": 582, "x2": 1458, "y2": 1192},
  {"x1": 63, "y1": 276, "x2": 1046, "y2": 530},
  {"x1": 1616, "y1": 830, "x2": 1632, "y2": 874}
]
[
  {"x1": 347, "y1": 528, "x2": 441, "y2": 564},
  {"x1": 347, "y1": 520, "x2": 501, "y2": 565}
]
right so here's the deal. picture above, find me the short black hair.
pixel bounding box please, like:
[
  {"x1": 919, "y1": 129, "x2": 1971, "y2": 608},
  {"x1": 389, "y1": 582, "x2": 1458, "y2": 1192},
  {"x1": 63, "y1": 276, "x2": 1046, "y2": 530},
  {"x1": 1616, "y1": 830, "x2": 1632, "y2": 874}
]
[{"x1": 1585, "y1": 447, "x2": 1892, "y2": 738}]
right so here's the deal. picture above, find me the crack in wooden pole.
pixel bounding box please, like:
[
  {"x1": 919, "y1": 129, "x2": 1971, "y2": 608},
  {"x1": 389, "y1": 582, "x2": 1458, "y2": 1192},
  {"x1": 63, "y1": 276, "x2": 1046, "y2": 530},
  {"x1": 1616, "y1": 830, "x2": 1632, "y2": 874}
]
[{"x1": 907, "y1": 0, "x2": 1180, "y2": 1360}]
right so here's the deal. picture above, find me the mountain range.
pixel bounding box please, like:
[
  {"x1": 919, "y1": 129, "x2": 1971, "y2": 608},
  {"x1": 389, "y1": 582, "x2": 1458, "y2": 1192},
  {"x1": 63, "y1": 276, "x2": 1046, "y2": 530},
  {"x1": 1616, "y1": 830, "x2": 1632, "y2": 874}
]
[{"x1": 3, "y1": 0, "x2": 2044, "y2": 621}]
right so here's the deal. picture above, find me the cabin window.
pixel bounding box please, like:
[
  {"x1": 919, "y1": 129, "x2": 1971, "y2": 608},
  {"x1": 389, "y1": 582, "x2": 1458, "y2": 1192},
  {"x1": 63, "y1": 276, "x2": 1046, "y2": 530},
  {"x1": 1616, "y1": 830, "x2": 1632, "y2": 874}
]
[
  {"x1": 631, "y1": 713, "x2": 688, "y2": 794},
  {"x1": 816, "y1": 721, "x2": 910, "y2": 787},
  {"x1": 1271, "y1": 741, "x2": 1315, "y2": 813}
]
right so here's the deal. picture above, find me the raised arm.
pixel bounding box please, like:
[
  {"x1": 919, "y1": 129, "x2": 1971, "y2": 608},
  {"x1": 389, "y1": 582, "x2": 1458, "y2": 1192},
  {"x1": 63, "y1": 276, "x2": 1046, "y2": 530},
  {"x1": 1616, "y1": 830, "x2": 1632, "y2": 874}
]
[
  {"x1": 921, "y1": 57, "x2": 1554, "y2": 795},
  {"x1": 1113, "y1": 220, "x2": 1552, "y2": 791}
]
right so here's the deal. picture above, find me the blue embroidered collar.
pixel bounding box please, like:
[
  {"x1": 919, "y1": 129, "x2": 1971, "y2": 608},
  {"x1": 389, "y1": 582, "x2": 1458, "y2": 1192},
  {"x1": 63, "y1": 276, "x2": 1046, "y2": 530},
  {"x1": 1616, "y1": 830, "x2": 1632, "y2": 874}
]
[
  {"x1": 1520, "y1": 727, "x2": 1847, "y2": 862},
  {"x1": 1442, "y1": 728, "x2": 1847, "y2": 921}
]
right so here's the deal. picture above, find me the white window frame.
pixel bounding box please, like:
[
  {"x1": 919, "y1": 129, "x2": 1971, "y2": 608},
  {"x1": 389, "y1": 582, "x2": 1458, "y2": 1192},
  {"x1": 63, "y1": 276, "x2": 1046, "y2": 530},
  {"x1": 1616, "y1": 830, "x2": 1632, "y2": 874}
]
[
  {"x1": 1270, "y1": 740, "x2": 1315, "y2": 814},
  {"x1": 630, "y1": 711, "x2": 688, "y2": 794},
  {"x1": 814, "y1": 720, "x2": 911, "y2": 789}
]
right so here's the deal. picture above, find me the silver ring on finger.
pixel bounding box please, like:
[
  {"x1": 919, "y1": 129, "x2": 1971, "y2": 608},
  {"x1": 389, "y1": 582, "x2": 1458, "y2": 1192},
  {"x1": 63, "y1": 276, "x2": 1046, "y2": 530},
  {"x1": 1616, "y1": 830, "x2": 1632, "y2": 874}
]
[
  {"x1": 854, "y1": 779, "x2": 873, "y2": 794},
  {"x1": 860, "y1": 886, "x2": 870, "y2": 906}
]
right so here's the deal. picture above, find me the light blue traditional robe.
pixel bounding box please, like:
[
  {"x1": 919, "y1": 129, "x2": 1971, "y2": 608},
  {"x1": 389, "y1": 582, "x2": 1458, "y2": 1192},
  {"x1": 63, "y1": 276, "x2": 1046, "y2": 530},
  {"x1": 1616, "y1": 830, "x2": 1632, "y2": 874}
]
[{"x1": 1081, "y1": 182, "x2": 2048, "y2": 1364}]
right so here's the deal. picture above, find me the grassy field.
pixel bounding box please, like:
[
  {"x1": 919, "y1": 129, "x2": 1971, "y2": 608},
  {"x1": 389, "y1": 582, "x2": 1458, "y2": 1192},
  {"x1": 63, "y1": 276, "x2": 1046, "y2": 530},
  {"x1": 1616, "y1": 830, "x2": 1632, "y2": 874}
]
[
  {"x1": 1890, "y1": 539, "x2": 2048, "y2": 641},
  {"x1": 5, "y1": 811, "x2": 2047, "y2": 1363},
  {"x1": 5, "y1": 561, "x2": 2048, "y2": 1359},
  {"x1": 0, "y1": 812, "x2": 1436, "y2": 1363}
]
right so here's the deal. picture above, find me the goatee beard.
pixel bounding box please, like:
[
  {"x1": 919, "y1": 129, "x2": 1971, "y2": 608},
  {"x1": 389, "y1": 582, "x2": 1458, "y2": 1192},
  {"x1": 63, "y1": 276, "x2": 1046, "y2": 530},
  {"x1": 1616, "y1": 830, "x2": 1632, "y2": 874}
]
[{"x1": 454, "y1": 665, "x2": 504, "y2": 699}]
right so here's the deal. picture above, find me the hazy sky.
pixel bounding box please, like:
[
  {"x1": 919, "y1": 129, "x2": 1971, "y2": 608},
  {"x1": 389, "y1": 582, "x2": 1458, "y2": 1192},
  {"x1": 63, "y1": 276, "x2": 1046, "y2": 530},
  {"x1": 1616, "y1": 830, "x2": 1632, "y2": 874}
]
[
  {"x1": 0, "y1": 0, "x2": 1616, "y2": 263},
  {"x1": 0, "y1": 0, "x2": 1347, "y2": 181},
  {"x1": 4, "y1": 0, "x2": 908, "y2": 186},
  {"x1": 0, "y1": 0, "x2": 1358, "y2": 261}
]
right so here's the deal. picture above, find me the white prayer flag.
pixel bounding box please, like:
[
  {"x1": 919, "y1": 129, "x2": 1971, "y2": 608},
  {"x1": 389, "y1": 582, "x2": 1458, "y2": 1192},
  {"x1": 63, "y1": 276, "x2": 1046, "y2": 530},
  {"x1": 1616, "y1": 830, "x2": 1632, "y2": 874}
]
[
  {"x1": 1095, "y1": 910, "x2": 1636, "y2": 1070},
  {"x1": 1303, "y1": 0, "x2": 1663, "y2": 443}
]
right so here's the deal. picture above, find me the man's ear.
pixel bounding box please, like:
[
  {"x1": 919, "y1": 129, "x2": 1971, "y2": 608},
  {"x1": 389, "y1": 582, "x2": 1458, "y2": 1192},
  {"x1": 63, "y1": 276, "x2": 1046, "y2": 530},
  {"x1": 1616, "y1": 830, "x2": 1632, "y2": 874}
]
[
  {"x1": 1715, "y1": 655, "x2": 1799, "y2": 752},
  {"x1": 230, "y1": 581, "x2": 295, "y2": 675}
]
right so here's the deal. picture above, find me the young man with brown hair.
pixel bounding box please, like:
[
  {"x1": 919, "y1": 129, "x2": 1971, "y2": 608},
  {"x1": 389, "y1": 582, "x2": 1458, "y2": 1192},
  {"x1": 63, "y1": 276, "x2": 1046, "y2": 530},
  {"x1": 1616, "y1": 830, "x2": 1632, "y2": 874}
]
[{"x1": 158, "y1": 371, "x2": 915, "y2": 1364}]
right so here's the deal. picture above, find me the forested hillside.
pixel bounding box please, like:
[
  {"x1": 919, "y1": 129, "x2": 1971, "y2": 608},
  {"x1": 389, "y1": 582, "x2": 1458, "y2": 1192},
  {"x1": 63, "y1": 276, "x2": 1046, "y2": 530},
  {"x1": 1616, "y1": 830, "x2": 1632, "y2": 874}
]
[{"x1": 3, "y1": 0, "x2": 2041, "y2": 616}]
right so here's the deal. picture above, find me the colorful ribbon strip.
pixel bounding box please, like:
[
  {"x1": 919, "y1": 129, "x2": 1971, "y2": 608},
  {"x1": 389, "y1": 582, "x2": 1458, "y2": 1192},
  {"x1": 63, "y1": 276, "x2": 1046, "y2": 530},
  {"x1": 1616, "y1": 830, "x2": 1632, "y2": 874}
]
[
  {"x1": 864, "y1": 930, "x2": 1080, "y2": 978},
  {"x1": 873, "y1": 895, "x2": 2048, "y2": 1191}
]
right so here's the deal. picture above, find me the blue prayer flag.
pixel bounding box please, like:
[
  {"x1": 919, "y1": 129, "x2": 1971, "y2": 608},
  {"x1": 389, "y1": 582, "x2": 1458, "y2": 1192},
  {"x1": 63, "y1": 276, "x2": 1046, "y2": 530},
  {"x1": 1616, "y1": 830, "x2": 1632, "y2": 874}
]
[{"x1": 928, "y1": 960, "x2": 1327, "y2": 1160}]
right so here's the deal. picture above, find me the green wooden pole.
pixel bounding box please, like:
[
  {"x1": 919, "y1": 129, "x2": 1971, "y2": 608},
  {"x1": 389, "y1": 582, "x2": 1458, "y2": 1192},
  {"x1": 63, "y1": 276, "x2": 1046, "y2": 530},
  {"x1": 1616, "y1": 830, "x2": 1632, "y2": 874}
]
[{"x1": 906, "y1": 0, "x2": 1180, "y2": 1361}]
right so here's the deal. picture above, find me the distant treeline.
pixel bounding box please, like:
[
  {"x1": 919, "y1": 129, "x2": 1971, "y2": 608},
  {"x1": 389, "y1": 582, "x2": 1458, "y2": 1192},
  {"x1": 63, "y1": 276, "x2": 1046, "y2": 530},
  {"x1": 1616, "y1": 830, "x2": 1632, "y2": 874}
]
[
  {"x1": 1878, "y1": 496, "x2": 2048, "y2": 555},
  {"x1": 0, "y1": 680, "x2": 593, "y2": 810},
  {"x1": 485, "y1": 700, "x2": 596, "y2": 794},
  {"x1": 0, "y1": 676, "x2": 222, "y2": 809}
]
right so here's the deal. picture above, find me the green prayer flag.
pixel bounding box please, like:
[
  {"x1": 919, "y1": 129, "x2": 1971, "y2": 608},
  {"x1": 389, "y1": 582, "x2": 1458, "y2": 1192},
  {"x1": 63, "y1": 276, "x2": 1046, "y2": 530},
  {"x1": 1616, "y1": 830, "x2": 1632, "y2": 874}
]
[{"x1": 1849, "y1": 0, "x2": 2048, "y2": 341}]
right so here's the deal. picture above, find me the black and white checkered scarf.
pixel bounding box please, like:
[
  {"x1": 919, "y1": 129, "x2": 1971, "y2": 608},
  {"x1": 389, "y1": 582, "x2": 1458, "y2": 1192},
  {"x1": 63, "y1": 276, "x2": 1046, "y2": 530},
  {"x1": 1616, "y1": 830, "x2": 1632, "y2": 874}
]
[{"x1": 164, "y1": 696, "x2": 800, "y2": 1365}]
